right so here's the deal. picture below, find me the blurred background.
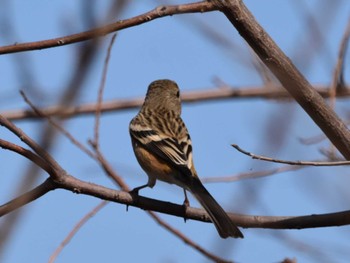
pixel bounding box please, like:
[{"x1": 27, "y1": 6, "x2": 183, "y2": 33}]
[{"x1": 0, "y1": 0, "x2": 350, "y2": 262}]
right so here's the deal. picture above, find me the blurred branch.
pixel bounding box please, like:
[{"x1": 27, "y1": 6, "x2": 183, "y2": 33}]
[
  {"x1": 202, "y1": 165, "x2": 303, "y2": 183},
  {"x1": 231, "y1": 144, "x2": 350, "y2": 166},
  {"x1": 0, "y1": 179, "x2": 55, "y2": 217},
  {"x1": 299, "y1": 119, "x2": 350, "y2": 146},
  {"x1": 146, "y1": 212, "x2": 232, "y2": 263},
  {"x1": 327, "y1": 16, "x2": 350, "y2": 159},
  {"x1": 330, "y1": 16, "x2": 350, "y2": 106},
  {"x1": 290, "y1": 0, "x2": 335, "y2": 72},
  {"x1": 271, "y1": 231, "x2": 332, "y2": 263},
  {"x1": 4, "y1": 84, "x2": 350, "y2": 121},
  {"x1": 0, "y1": 1, "x2": 216, "y2": 55},
  {"x1": 299, "y1": 133, "x2": 328, "y2": 145},
  {"x1": 212, "y1": 0, "x2": 350, "y2": 160},
  {"x1": 91, "y1": 34, "x2": 117, "y2": 148},
  {"x1": 19, "y1": 90, "x2": 96, "y2": 159},
  {"x1": 281, "y1": 259, "x2": 297, "y2": 263},
  {"x1": 48, "y1": 200, "x2": 109, "y2": 263}
]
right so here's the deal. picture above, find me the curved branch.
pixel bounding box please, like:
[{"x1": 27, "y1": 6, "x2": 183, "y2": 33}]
[
  {"x1": 0, "y1": 1, "x2": 216, "y2": 55},
  {"x1": 0, "y1": 139, "x2": 53, "y2": 174},
  {"x1": 0, "y1": 115, "x2": 64, "y2": 177},
  {"x1": 0, "y1": 179, "x2": 55, "y2": 217}
]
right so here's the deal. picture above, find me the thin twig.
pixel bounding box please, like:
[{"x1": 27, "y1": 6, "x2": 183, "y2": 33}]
[
  {"x1": 0, "y1": 139, "x2": 53, "y2": 175},
  {"x1": 299, "y1": 119, "x2": 350, "y2": 146},
  {"x1": 48, "y1": 201, "x2": 108, "y2": 263},
  {"x1": 0, "y1": 179, "x2": 55, "y2": 217},
  {"x1": 299, "y1": 134, "x2": 327, "y2": 145},
  {"x1": 147, "y1": 212, "x2": 232, "y2": 263},
  {"x1": 318, "y1": 147, "x2": 344, "y2": 161},
  {"x1": 271, "y1": 231, "x2": 332, "y2": 263},
  {"x1": 94, "y1": 147, "x2": 129, "y2": 189},
  {"x1": 0, "y1": 114, "x2": 63, "y2": 177},
  {"x1": 0, "y1": 1, "x2": 216, "y2": 55},
  {"x1": 231, "y1": 144, "x2": 350, "y2": 166},
  {"x1": 92, "y1": 34, "x2": 117, "y2": 148},
  {"x1": 329, "y1": 17, "x2": 350, "y2": 108},
  {"x1": 20, "y1": 91, "x2": 96, "y2": 159}
]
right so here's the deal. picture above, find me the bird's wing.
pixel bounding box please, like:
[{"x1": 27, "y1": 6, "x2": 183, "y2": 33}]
[{"x1": 130, "y1": 122, "x2": 193, "y2": 178}]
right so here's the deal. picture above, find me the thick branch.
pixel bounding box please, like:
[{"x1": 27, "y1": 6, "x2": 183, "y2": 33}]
[
  {"x1": 1, "y1": 170, "x2": 349, "y2": 229},
  {"x1": 212, "y1": 0, "x2": 350, "y2": 159},
  {"x1": 55, "y1": 174, "x2": 350, "y2": 230}
]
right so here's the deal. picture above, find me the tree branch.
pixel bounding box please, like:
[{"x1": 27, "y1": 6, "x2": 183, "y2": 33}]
[
  {"x1": 231, "y1": 144, "x2": 350, "y2": 166},
  {"x1": 0, "y1": 1, "x2": 216, "y2": 55},
  {"x1": 0, "y1": 140, "x2": 349, "y2": 230},
  {"x1": 212, "y1": 0, "x2": 350, "y2": 159},
  {"x1": 2, "y1": 170, "x2": 349, "y2": 230},
  {"x1": 4, "y1": 85, "x2": 350, "y2": 121},
  {"x1": 202, "y1": 165, "x2": 303, "y2": 183},
  {"x1": 330, "y1": 17, "x2": 350, "y2": 103},
  {"x1": 48, "y1": 201, "x2": 109, "y2": 263},
  {"x1": 54, "y1": 174, "x2": 350, "y2": 230},
  {"x1": 0, "y1": 115, "x2": 64, "y2": 178},
  {"x1": 0, "y1": 179, "x2": 55, "y2": 217},
  {"x1": 0, "y1": 139, "x2": 53, "y2": 175}
]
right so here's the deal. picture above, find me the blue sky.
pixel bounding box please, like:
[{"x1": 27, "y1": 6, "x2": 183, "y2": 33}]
[{"x1": 1, "y1": 1, "x2": 350, "y2": 262}]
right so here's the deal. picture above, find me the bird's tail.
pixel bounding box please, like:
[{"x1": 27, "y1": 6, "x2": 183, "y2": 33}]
[{"x1": 188, "y1": 179, "x2": 243, "y2": 239}]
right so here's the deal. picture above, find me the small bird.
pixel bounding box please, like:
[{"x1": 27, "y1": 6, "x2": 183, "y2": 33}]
[{"x1": 129, "y1": 79, "x2": 243, "y2": 239}]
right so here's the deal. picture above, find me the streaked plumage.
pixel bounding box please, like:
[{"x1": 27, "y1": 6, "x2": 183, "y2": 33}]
[{"x1": 129, "y1": 79, "x2": 243, "y2": 238}]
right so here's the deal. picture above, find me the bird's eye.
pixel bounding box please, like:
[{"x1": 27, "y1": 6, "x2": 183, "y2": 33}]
[{"x1": 176, "y1": 91, "x2": 180, "y2": 97}]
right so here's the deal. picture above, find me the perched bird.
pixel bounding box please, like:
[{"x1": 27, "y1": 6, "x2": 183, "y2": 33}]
[{"x1": 129, "y1": 79, "x2": 243, "y2": 239}]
